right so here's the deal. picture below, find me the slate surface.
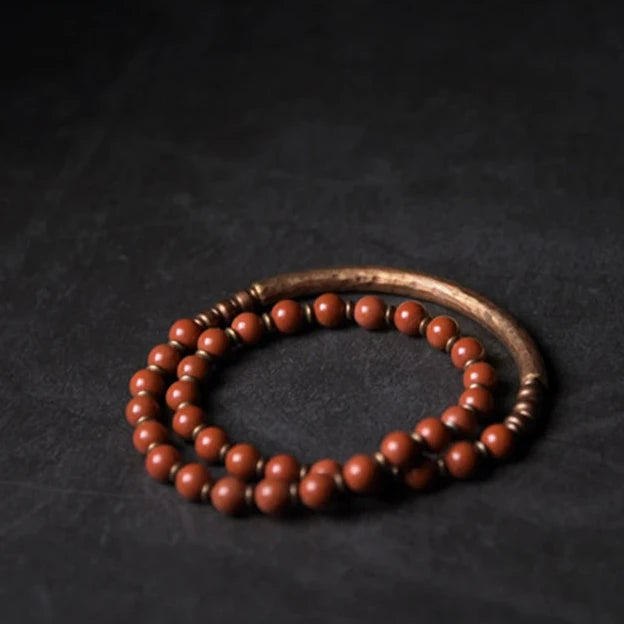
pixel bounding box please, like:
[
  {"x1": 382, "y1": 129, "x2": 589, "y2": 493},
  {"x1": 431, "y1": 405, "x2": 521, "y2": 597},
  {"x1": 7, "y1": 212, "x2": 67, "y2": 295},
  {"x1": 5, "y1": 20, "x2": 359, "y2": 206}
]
[{"x1": 1, "y1": 2, "x2": 623, "y2": 623}]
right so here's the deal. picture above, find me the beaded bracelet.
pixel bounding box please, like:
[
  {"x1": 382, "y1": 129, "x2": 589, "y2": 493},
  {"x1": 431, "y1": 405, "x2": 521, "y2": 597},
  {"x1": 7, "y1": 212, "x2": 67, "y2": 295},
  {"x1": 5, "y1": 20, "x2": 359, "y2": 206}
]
[{"x1": 125, "y1": 266, "x2": 546, "y2": 516}]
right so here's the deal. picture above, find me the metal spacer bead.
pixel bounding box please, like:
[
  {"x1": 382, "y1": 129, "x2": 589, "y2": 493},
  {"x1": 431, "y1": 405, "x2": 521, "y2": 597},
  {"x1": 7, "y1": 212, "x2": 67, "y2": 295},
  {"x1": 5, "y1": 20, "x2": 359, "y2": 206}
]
[
  {"x1": 191, "y1": 424, "x2": 206, "y2": 441},
  {"x1": 475, "y1": 440, "x2": 489, "y2": 459},
  {"x1": 441, "y1": 418, "x2": 458, "y2": 435},
  {"x1": 468, "y1": 382, "x2": 486, "y2": 390},
  {"x1": 384, "y1": 304, "x2": 396, "y2": 327},
  {"x1": 504, "y1": 415, "x2": 525, "y2": 435},
  {"x1": 168, "y1": 339, "x2": 185, "y2": 352},
  {"x1": 445, "y1": 334, "x2": 459, "y2": 353},
  {"x1": 244, "y1": 485, "x2": 255, "y2": 507},
  {"x1": 218, "y1": 443, "x2": 232, "y2": 462},
  {"x1": 146, "y1": 364, "x2": 165, "y2": 374},
  {"x1": 390, "y1": 466, "x2": 400, "y2": 479},
  {"x1": 168, "y1": 462, "x2": 182, "y2": 482},
  {"x1": 410, "y1": 431, "x2": 424, "y2": 445},
  {"x1": 436, "y1": 457, "x2": 448, "y2": 478},
  {"x1": 192, "y1": 318, "x2": 204, "y2": 328},
  {"x1": 513, "y1": 400, "x2": 536, "y2": 417},
  {"x1": 419, "y1": 316, "x2": 431, "y2": 336},
  {"x1": 216, "y1": 300, "x2": 237, "y2": 324},
  {"x1": 136, "y1": 390, "x2": 154, "y2": 398},
  {"x1": 177, "y1": 401, "x2": 192, "y2": 410},
  {"x1": 299, "y1": 464, "x2": 309, "y2": 480},
  {"x1": 136, "y1": 415, "x2": 152, "y2": 426},
  {"x1": 289, "y1": 483, "x2": 299, "y2": 505},
  {"x1": 517, "y1": 386, "x2": 541, "y2": 402},
  {"x1": 179, "y1": 374, "x2": 196, "y2": 383},
  {"x1": 146, "y1": 441, "x2": 161, "y2": 453},
  {"x1": 224, "y1": 327, "x2": 240, "y2": 345},
  {"x1": 460, "y1": 401, "x2": 477, "y2": 414},
  {"x1": 255, "y1": 457, "x2": 266, "y2": 478},
  {"x1": 301, "y1": 302, "x2": 314, "y2": 324},
  {"x1": 200, "y1": 482, "x2": 212, "y2": 503},
  {"x1": 463, "y1": 358, "x2": 479, "y2": 370},
  {"x1": 195, "y1": 349, "x2": 214, "y2": 362},
  {"x1": 261, "y1": 312, "x2": 276, "y2": 333},
  {"x1": 333, "y1": 472, "x2": 345, "y2": 492},
  {"x1": 344, "y1": 300, "x2": 355, "y2": 321},
  {"x1": 373, "y1": 451, "x2": 388, "y2": 468},
  {"x1": 233, "y1": 290, "x2": 256, "y2": 313}
]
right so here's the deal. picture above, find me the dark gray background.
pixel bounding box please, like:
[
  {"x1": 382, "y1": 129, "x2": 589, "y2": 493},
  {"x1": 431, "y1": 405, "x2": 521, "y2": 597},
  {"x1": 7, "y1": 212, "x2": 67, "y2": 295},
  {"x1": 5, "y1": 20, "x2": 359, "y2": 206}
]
[{"x1": 1, "y1": 1, "x2": 623, "y2": 623}]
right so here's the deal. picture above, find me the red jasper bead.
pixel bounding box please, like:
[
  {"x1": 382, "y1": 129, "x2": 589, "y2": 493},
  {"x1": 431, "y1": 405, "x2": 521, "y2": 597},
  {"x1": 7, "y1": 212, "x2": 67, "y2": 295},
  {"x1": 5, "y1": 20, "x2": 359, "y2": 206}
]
[
  {"x1": 426, "y1": 316, "x2": 458, "y2": 350},
  {"x1": 165, "y1": 379, "x2": 200, "y2": 410},
  {"x1": 210, "y1": 476, "x2": 247, "y2": 515},
  {"x1": 450, "y1": 337, "x2": 484, "y2": 369},
  {"x1": 231, "y1": 312, "x2": 264, "y2": 345},
  {"x1": 394, "y1": 301, "x2": 427, "y2": 336},
  {"x1": 195, "y1": 426, "x2": 229, "y2": 463},
  {"x1": 459, "y1": 386, "x2": 494, "y2": 416},
  {"x1": 463, "y1": 361, "x2": 497, "y2": 389},
  {"x1": 129, "y1": 368, "x2": 166, "y2": 397},
  {"x1": 125, "y1": 395, "x2": 160, "y2": 426},
  {"x1": 172, "y1": 405, "x2": 205, "y2": 439},
  {"x1": 132, "y1": 420, "x2": 168, "y2": 454},
  {"x1": 145, "y1": 444, "x2": 180, "y2": 482},
  {"x1": 271, "y1": 300, "x2": 304, "y2": 334},
  {"x1": 197, "y1": 327, "x2": 230, "y2": 358},
  {"x1": 265, "y1": 454, "x2": 300, "y2": 482},
  {"x1": 169, "y1": 318, "x2": 202, "y2": 350},
  {"x1": 313, "y1": 293, "x2": 345, "y2": 328},
  {"x1": 175, "y1": 463, "x2": 211, "y2": 501},
  {"x1": 354, "y1": 295, "x2": 386, "y2": 330},
  {"x1": 147, "y1": 343, "x2": 182, "y2": 375}
]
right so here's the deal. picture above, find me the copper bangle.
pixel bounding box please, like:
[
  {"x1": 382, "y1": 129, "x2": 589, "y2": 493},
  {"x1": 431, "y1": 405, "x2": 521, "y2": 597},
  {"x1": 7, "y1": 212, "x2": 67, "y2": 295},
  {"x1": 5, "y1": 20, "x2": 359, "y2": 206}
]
[{"x1": 126, "y1": 265, "x2": 547, "y2": 516}]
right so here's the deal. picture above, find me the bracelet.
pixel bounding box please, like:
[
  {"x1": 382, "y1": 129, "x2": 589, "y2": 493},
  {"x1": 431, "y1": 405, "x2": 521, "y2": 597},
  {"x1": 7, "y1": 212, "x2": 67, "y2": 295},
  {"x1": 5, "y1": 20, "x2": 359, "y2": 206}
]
[{"x1": 124, "y1": 266, "x2": 546, "y2": 517}]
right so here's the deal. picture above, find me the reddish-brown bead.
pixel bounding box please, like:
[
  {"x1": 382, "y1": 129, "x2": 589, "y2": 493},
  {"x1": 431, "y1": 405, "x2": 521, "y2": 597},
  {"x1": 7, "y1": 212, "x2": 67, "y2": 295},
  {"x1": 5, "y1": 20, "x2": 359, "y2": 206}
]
[
  {"x1": 254, "y1": 478, "x2": 291, "y2": 515},
  {"x1": 165, "y1": 379, "x2": 200, "y2": 411},
  {"x1": 169, "y1": 318, "x2": 202, "y2": 350},
  {"x1": 175, "y1": 463, "x2": 211, "y2": 501},
  {"x1": 354, "y1": 295, "x2": 386, "y2": 330},
  {"x1": 231, "y1": 312, "x2": 264, "y2": 345},
  {"x1": 481, "y1": 424, "x2": 515, "y2": 460},
  {"x1": 459, "y1": 386, "x2": 494, "y2": 415},
  {"x1": 426, "y1": 316, "x2": 459, "y2": 350},
  {"x1": 450, "y1": 337, "x2": 484, "y2": 369},
  {"x1": 147, "y1": 343, "x2": 182, "y2": 375},
  {"x1": 132, "y1": 420, "x2": 168, "y2": 454},
  {"x1": 210, "y1": 476, "x2": 247, "y2": 515},
  {"x1": 129, "y1": 368, "x2": 165, "y2": 397},
  {"x1": 176, "y1": 354, "x2": 212, "y2": 382},
  {"x1": 125, "y1": 395, "x2": 161, "y2": 426},
  {"x1": 197, "y1": 327, "x2": 230, "y2": 358},
  {"x1": 172, "y1": 405, "x2": 205, "y2": 439},
  {"x1": 264, "y1": 454, "x2": 300, "y2": 482},
  {"x1": 343, "y1": 454, "x2": 380, "y2": 494},
  {"x1": 441, "y1": 405, "x2": 478, "y2": 438},
  {"x1": 309, "y1": 458, "x2": 342, "y2": 478},
  {"x1": 463, "y1": 361, "x2": 497, "y2": 389},
  {"x1": 415, "y1": 417, "x2": 451, "y2": 453},
  {"x1": 225, "y1": 443, "x2": 261, "y2": 480},
  {"x1": 404, "y1": 459, "x2": 439, "y2": 491},
  {"x1": 145, "y1": 444, "x2": 180, "y2": 481},
  {"x1": 444, "y1": 441, "x2": 480, "y2": 479},
  {"x1": 271, "y1": 300, "x2": 304, "y2": 334},
  {"x1": 299, "y1": 473, "x2": 335, "y2": 510},
  {"x1": 380, "y1": 431, "x2": 420, "y2": 469},
  {"x1": 394, "y1": 301, "x2": 427, "y2": 336},
  {"x1": 194, "y1": 426, "x2": 229, "y2": 463},
  {"x1": 313, "y1": 293, "x2": 346, "y2": 328}
]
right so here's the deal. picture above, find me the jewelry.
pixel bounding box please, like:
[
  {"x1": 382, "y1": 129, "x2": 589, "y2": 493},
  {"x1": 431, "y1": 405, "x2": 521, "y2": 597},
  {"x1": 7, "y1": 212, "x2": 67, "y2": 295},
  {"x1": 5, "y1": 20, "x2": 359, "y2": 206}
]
[{"x1": 125, "y1": 266, "x2": 546, "y2": 516}]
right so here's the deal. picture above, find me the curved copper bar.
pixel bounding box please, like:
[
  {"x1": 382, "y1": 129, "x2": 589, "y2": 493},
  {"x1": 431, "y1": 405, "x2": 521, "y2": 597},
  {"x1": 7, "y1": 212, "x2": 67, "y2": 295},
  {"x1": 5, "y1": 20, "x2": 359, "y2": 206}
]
[{"x1": 250, "y1": 265, "x2": 547, "y2": 389}]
